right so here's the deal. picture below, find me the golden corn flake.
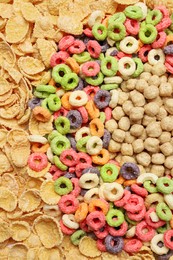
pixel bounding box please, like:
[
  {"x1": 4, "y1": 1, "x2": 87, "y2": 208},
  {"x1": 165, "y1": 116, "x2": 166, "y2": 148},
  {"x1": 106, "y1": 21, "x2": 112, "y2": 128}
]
[
  {"x1": 79, "y1": 236, "x2": 101, "y2": 258},
  {"x1": 10, "y1": 221, "x2": 31, "y2": 242},
  {"x1": 0, "y1": 3, "x2": 13, "y2": 19},
  {"x1": 0, "y1": 221, "x2": 12, "y2": 243},
  {"x1": 36, "y1": 39, "x2": 57, "y2": 68},
  {"x1": 33, "y1": 215, "x2": 63, "y2": 249},
  {"x1": 60, "y1": 235, "x2": 76, "y2": 253},
  {"x1": 64, "y1": 247, "x2": 88, "y2": 260},
  {"x1": 113, "y1": 0, "x2": 139, "y2": 4},
  {"x1": 0, "y1": 173, "x2": 19, "y2": 196},
  {"x1": 26, "y1": 247, "x2": 39, "y2": 260},
  {"x1": 29, "y1": 112, "x2": 53, "y2": 136},
  {"x1": 23, "y1": 232, "x2": 42, "y2": 248},
  {"x1": 0, "y1": 77, "x2": 11, "y2": 96},
  {"x1": 0, "y1": 40, "x2": 16, "y2": 66},
  {"x1": 57, "y1": 16, "x2": 83, "y2": 35},
  {"x1": 38, "y1": 247, "x2": 61, "y2": 260},
  {"x1": 5, "y1": 15, "x2": 29, "y2": 43},
  {"x1": 21, "y1": 2, "x2": 41, "y2": 23},
  {"x1": 6, "y1": 207, "x2": 23, "y2": 220},
  {"x1": 7, "y1": 128, "x2": 29, "y2": 146},
  {"x1": 27, "y1": 163, "x2": 51, "y2": 178},
  {"x1": 26, "y1": 177, "x2": 42, "y2": 190},
  {"x1": 10, "y1": 144, "x2": 30, "y2": 168},
  {"x1": 0, "y1": 129, "x2": 7, "y2": 148},
  {"x1": 18, "y1": 189, "x2": 41, "y2": 213},
  {"x1": 0, "y1": 103, "x2": 20, "y2": 120},
  {"x1": 8, "y1": 243, "x2": 28, "y2": 260},
  {"x1": 0, "y1": 187, "x2": 17, "y2": 212},
  {"x1": 89, "y1": 0, "x2": 118, "y2": 14},
  {"x1": 18, "y1": 56, "x2": 45, "y2": 76},
  {"x1": 40, "y1": 180, "x2": 61, "y2": 205},
  {"x1": 101, "y1": 252, "x2": 119, "y2": 260}
]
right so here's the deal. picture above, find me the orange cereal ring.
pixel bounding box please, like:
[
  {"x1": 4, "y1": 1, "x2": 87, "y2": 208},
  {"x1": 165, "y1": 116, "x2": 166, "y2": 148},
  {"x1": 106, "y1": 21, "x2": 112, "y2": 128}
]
[
  {"x1": 88, "y1": 199, "x2": 109, "y2": 215},
  {"x1": 74, "y1": 202, "x2": 88, "y2": 223},
  {"x1": 89, "y1": 118, "x2": 104, "y2": 137},
  {"x1": 31, "y1": 142, "x2": 50, "y2": 153},
  {"x1": 123, "y1": 179, "x2": 137, "y2": 187},
  {"x1": 102, "y1": 15, "x2": 111, "y2": 27},
  {"x1": 115, "y1": 175, "x2": 125, "y2": 185},
  {"x1": 170, "y1": 215, "x2": 173, "y2": 229},
  {"x1": 49, "y1": 78, "x2": 56, "y2": 86},
  {"x1": 135, "y1": 40, "x2": 144, "y2": 53},
  {"x1": 65, "y1": 57, "x2": 80, "y2": 74},
  {"x1": 165, "y1": 35, "x2": 173, "y2": 46},
  {"x1": 85, "y1": 100, "x2": 100, "y2": 119},
  {"x1": 32, "y1": 106, "x2": 51, "y2": 122},
  {"x1": 92, "y1": 148, "x2": 110, "y2": 165},
  {"x1": 61, "y1": 92, "x2": 74, "y2": 110}
]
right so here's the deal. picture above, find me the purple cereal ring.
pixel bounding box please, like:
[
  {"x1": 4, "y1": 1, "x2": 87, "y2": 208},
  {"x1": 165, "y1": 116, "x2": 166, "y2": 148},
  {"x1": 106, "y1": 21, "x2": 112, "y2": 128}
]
[
  {"x1": 86, "y1": 211, "x2": 105, "y2": 231},
  {"x1": 101, "y1": 41, "x2": 110, "y2": 53},
  {"x1": 87, "y1": 40, "x2": 101, "y2": 58},
  {"x1": 156, "y1": 250, "x2": 173, "y2": 260},
  {"x1": 82, "y1": 61, "x2": 100, "y2": 77},
  {"x1": 80, "y1": 188, "x2": 88, "y2": 196},
  {"x1": 58, "y1": 194, "x2": 79, "y2": 214},
  {"x1": 67, "y1": 134, "x2": 77, "y2": 150},
  {"x1": 66, "y1": 110, "x2": 83, "y2": 129},
  {"x1": 28, "y1": 97, "x2": 42, "y2": 109},
  {"x1": 105, "y1": 235, "x2": 124, "y2": 254},
  {"x1": 50, "y1": 51, "x2": 69, "y2": 67},
  {"x1": 74, "y1": 78, "x2": 84, "y2": 90},
  {"x1": 102, "y1": 129, "x2": 111, "y2": 149},
  {"x1": 108, "y1": 221, "x2": 128, "y2": 237},
  {"x1": 124, "y1": 194, "x2": 144, "y2": 213},
  {"x1": 164, "y1": 44, "x2": 173, "y2": 55},
  {"x1": 94, "y1": 89, "x2": 111, "y2": 109},
  {"x1": 82, "y1": 166, "x2": 100, "y2": 176},
  {"x1": 64, "y1": 172, "x2": 76, "y2": 179},
  {"x1": 120, "y1": 162, "x2": 140, "y2": 180}
]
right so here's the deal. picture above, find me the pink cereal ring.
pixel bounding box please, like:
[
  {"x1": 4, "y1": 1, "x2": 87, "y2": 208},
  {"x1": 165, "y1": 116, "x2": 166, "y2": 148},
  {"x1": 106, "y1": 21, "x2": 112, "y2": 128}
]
[
  {"x1": 75, "y1": 163, "x2": 92, "y2": 178},
  {"x1": 136, "y1": 221, "x2": 155, "y2": 242},
  {"x1": 166, "y1": 55, "x2": 173, "y2": 66},
  {"x1": 28, "y1": 152, "x2": 48, "y2": 172},
  {"x1": 52, "y1": 169, "x2": 65, "y2": 180},
  {"x1": 60, "y1": 149, "x2": 78, "y2": 167},
  {"x1": 155, "y1": 5, "x2": 169, "y2": 18},
  {"x1": 86, "y1": 211, "x2": 106, "y2": 231},
  {"x1": 59, "y1": 219, "x2": 75, "y2": 235},
  {"x1": 49, "y1": 165, "x2": 59, "y2": 175},
  {"x1": 109, "y1": 159, "x2": 120, "y2": 167},
  {"x1": 77, "y1": 152, "x2": 92, "y2": 164},
  {"x1": 81, "y1": 61, "x2": 100, "y2": 77},
  {"x1": 68, "y1": 40, "x2": 86, "y2": 54},
  {"x1": 125, "y1": 194, "x2": 144, "y2": 214},
  {"x1": 114, "y1": 190, "x2": 131, "y2": 208},
  {"x1": 87, "y1": 40, "x2": 101, "y2": 58},
  {"x1": 151, "y1": 31, "x2": 167, "y2": 49},
  {"x1": 70, "y1": 178, "x2": 81, "y2": 197},
  {"x1": 164, "y1": 230, "x2": 173, "y2": 250},
  {"x1": 50, "y1": 51, "x2": 69, "y2": 67},
  {"x1": 96, "y1": 239, "x2": 107, "y2": 252},
  {"x1": 94, "y1": 224, "x2": 109, "y2": 239},
  {"x1": 127, "y1": 205, "x2": 146, "y2": 222},
  {"x1": 84, "y1": 85, "x2": 99, "y2": 100},
  {"x1": 138, "y1": 45, "x2": 152, "y2": 62},
  {"x1": 104, "y1": 107, "x2": 112, "y2": 121},
  {"x1": 108, "y1": 221, "x2": 128, "y2": 237},
  {"x1": 53, "y1": 107, "x2": 68, "y2": 119},
  {"x1": 78, "y1": 106, "x2": 89, "y2": 124},
  {"x1": 117, "y1": 52, "x2": 132, "y2": 59},
  {"x1": 156, "y1": 17, "x2": 172, "y2": 31},
  {"x1": 124, "y1": 239, "x2": 143, "y2": 253},
  {"x1": 83, "y1": 27, "x2": 94, "y2": 38},
  {"x1": 131, "y1": 184, "x2": 148, "y2": 198},
  {"x1": 79, "y1": 219, "x2": 91, "y2": 232},
  {"x1": 165, "y1": 61, "x2": 173, "y2": 74},
  {"x1": 145, "y1": 208, "x2": 166, "y2": 229},
  {"x1": 69, "y1": 167, "x2": 76, "y2": 174},
  {"x1": 124, "y1": 18, "x2": 140, "y2": 35},
  {"x1": 58, "y1": 194, "x2": 79, "y2": 214},
  {"x1": 58, "y1": 35, "x2": 75, "y2": 51}
]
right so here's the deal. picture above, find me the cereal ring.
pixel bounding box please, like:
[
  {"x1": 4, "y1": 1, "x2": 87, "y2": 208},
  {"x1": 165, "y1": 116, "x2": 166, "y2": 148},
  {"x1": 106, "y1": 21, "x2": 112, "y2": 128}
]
[
  {"x1": 58, "y1": 35, "x2": 75, "y2": 51},
  {"x1": 54, "y1": 116, "x2": 70, "y2": 135},
  {"x1": 52, "y1": 64, "x2": 71, "y2": 84},
  {"x1": 31, "y1": 142, "x2": 50, "y2": 153},
  {"x1": 87, "y1": 40, "x2": 101, "y2": 59},
  {"x1": 118, "y1": 57, "x2": 136, "y2": 76},
  {"x1": 138, "y1": 45, "x2": 152, "y2": 62},
  {"x1": 94, "y1": 225, "x2": 109, "y2": 239},
  {"x1": 58, "y1": 194, "x2": 79, "y2": 214},
  {"x1": 124, "y1": 18, "x2": 140, "y2": 35},
  {"x1": 65, "y1": 57, "x2": 80, "y2": 74},
  {"x1": 92, "y1": 148, "x2": 110, "y2": 165},
  {"x1": 156, "y1": 177, "x2": 173, "y2": 194},
  {"x1": 81, "y1": 61, "x2": 100, "y2": 77},
  {"x1": 151, "y1": 234, "x2": 169, "y2": 255},
  {"x1": 60, "y1": 149, "x2": 78, "y2": 167},
  {"x1": 105, "y1": 235, "x2": 124, "y2": 254},
  {"x1": 86, "y1": 136, "x2": 103, "y2": 155},
  {"x1": 114, "y1": 189, "x2": 131, "y2": 207},
  {"x1": 101, "y1": 56, "x2": 118, "y2": 76},
  {"x1": 89, "y1": 118, "x2": 104, "y2": 138},
  {"x1": 139, "y1": 24, "x2": 157, "y2": 44},
  {"x1": 32, "y1": 106, "x2": 52, "y2": 122},
  {"x1": 108, "y1": 22, "x2": 126, "y2": 41},
  {"x1": 69, "y1": 90, "x2": 88, "y2": 107},
  {"x1": 50, "y1": 51, "x2": 69, "y2": 67},
  {"x1": 62, "y1": 214, "x2": 79, "y2": 230},
  {"x1": 94, "y1": 90, "x2": 111, "y2": 110},
  {"x1": 54, "y1": 177, "x2": 73, "y2": 195},
  {"x1": 79, "y1": 173, "x2": 99, "y2": 189},
  {"x1": 127, "y1": 205, "x2": 146, "y2": 222},
  {"x1": 50, "y1": 135, "x2": 70, "y2": 156},
  {"x1": 59, "y1": 219, "x2": 75, "y2": 235},
  {"x1": 61, "y1": 72, "x2": 79, "y2": 91},
  {"x1": 120, "y1": 36, "x2": 139, "y2": 54},
  {"x1": 146, "y1": 9, "x2": 163, "y2": 25},
  {"x1": 86, "y1": 211, "x2": 106, "y2": 231},
  {"x1": 108, "y1": 221, "x2": 128, "y2": 237},
  {"x1": 67, "y1": 110, "x2": 83, "y2": 130},
  {"x1": 124, "y1": 194, "x2": 144, "y2": 213},
  {"x1": 131, "y1": 184, "x2": 148, "y2": 197},
  {"x1": 28, "y1": 152, "x2": 48, "y2": 172},
  {"x1": 164, "y1": 230, "x2": 173, "y2": 250},
  {"x1": 124, "y1": 239, "x2": 143, "y2": 253},
  {"x1": 88, "y1": 199, "x2": 109, "y2": 215},
  {"x1": 156, "y1": 202, "x2": 172, "y2": 221},
  {"x1": 92, "y1": 23, "x2": 107, "y2": 41},
  {"x1": 100, "y1": 163, "x2": 119, "y2": 183},
  {"x1": 106, "y1": 209, "x2": 124, "y2": 227},
  {"x1": 120, "y1": 162, "x2": 140, "y2": 180},
  {"x1": 75, "y1": 202, "x2": 88, "y2": 223},
  {"x1": 148, "y1": 49, "x2": 165, "y2": 65},
  {"x1": 70, "y1": 230, "x2": 86, "y2": 246},
  {"x1": 136, "y1": 220, "x2": 155, "y2": 242},
  {"x1": 68, "y1": 40, "x2": 86, "y2": 54},
  {"x1": 124, "y1": 6, "x2": 143, "y2": 20},
  {"x1": 85, "y1": 100, "x2": 100, "y2": 119}
]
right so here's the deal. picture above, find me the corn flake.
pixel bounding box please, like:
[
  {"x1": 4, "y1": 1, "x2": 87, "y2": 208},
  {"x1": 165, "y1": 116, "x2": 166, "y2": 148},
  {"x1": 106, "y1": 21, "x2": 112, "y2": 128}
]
[
  {"x1": 36, "y1": 39, "x2": 57, "y2": 68},
  {"x1": 8, "y1": 243, "x2": 28, "y2": 260},
  {"x1": 0, "y1": 3, "x2": 13, "y2": 19},
  {"x1": 64, "y1": 247, "x2": 88, "y2": 260},
  {"x1": 10, "y1": 221, "x2": 31, "y2": 242},
  {"x1": 7, "y1": 128, "x2": 29, "y2": 146},
  {"x1": 18, "y1": 189, "x2": 41, "y2": 213},
  {"x1": 0, "y1": 187, "x2": 17, "y2": 212},
  {"x1": 38, "y1": 247, "x2": 61, "y2": 260},
  {"x1": 26, "y1": 247, "x2": 39, "y2": 260},
  {"x1": 79, "y1": 236, "x2": 101, "y2": 258},
  {"x1": 0, "y1": 76, "x2": 11, "y2": 96},
  {"x1": 18, "y1": 56, "x2": 45, "y2": 76},
  {"x1": 21, "y1": 2, "x2": 41, "y2": 23},
  {"x1": 0, "y1": 40, "x2": 16, "y2": 66},
  {"x1": 27, "y1": 163, "x2": 51, "y2": 178},
  {"x1": 40, "y1": 180, "x2": 61, "y2": 205},
  {"x1": 24, "y1": 232, "x2": 42, "y2": 248},
  {"x1": 58, "y1": 15, "x2": 83, "y2": 35},
  {"x1": 0, "y1": 221, "x2": 12, "y2": 243},
  {"x1": 0, "y1": 129, "x2": 7, "y2": 148},
  {"x1": 0, "y1": 173, "x2": 19, "y2": 196},
  {"x1": 10, "y1": 144, "x2": 30, "y2": 168}
]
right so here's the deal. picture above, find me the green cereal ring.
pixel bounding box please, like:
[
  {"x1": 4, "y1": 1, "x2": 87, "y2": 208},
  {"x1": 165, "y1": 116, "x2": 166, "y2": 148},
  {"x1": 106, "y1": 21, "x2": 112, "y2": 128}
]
[
  {"x1": 101, "y1": 56, "x2": 118, "y2": 76},
  {"x1": 48, "y1": 130, "x2": 62, "y2": 142},
  {"x1": 146, "y1": 10, "x2": 162, "y2": 26},
  {"x1": 92, "y1": 23, "x2": 107, "y2": 41},
  {"x1": 108, "y1": 12, "x2": 126, "y2": 24},
  {"x1": 132, "y1": 58, "x2": 144, "y2": 78},
  {"x1": 170, "y1": 14, "x2": 173, "y2": 31},
  {"x1": 101, "y1": 84, "x2": 119, "y2": 90},
  {"x1": 116, "y1": 41, "x2": 120, "y2": 51},
  {"x1": 55, "y1": 116, "x2": 70, "y2": 135},
  {"x1": 61, "y1": 73, "x2": 79, "y2": 90},
  {"x1": 36, "y1": 84, "x2": 56, "y2": 94},
  {"x1": 143, "y1": 180, "x2": 158, "y2": 193},
  {"x1": 156, "y1": 202, "x2": 172, "y2": 221},
  {"x1": 52, "y1": 64, "x2": 71, "y2": 84},
  {"x1": 41, "y1": 98, "x2": 51, "y2": 112},
  {"x1": 47, "y1": 94, "x2": 61, "y2": 112},
  {"x1": 34, "y1": 90, "x2": 49, "y2": 99},
  {"x1": 85, "y1": 72, "x2": 104, "y2": 86},
  {"x1": 54, "y1": 176, "x2": 73, "y2": 195},
  {"x1": 100, "y1": 163, "x2": 119, "y2": 183},
  {"x1": 125, "y1": 213, "x2": 138, "y2": 226},
  {"x1": 156, "y1": 177, "x2": 173, "y2": 194},
  {"x1": 157, "y1": 222, "x2": 170, "y2": 234},
  {"x1": 76, "y1": 136, "x2": 90, "y2": 153},
  {"x1": 165, "y1": 28, "x2": 173, "y2": 35},
  {"x1": 106, "y1": 209, "x2": 124, "y2": 227},
  {"x1": 70, "y1": 230, "x2": 86, "y2": 245},
  {"x1": 50, "y1": 135, "x2": 70, "y2": 155},
  {"x1": 53, "y1": 155, "x2": 68, "y2": 171},
  {"x1": 139, "y1": 24, "x2": 157, "y2": 44},
  {"x1": 99, "y1": 112, "x2": 106, "y2": 123},
  {"x1": 124, "y1": 6, "x2": 143, "y2": 20},
  {"x1": 73, "y1": 52, "x2": 91, "y2": 64},
  {"x1": 108, "y1": 22, "x2": 126, "y2": 42}
]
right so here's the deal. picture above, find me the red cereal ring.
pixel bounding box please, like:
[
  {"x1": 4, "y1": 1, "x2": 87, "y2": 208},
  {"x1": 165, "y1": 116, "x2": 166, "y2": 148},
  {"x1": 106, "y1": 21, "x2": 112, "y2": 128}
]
[
  {"x1": 75, "y1": 163, "x2": 92, "y2": 178},
  {"x1": 117, "y1": 52, "x2": 132, "y2": 59},
  {"x1": 70, "y1": 178, "x2": 81, "y2": 197},
  {"x1": 49, "y1": 165, "x2": 59, "y2": 175},
  {"x1": 155, "y1": 5, "x2": 169, "y2": 18},
  {"x1": 156, "y1": 17, "x2": 172, "y2": 31},
  {"x1": 164, "y1": 230, "x2": 173, "y2": 250},
  {"x1": 77, "y1": 152, "x2": 92, "y2": 165},
  {"x1": 77, "y1": 106, "x2": 89, "y2": 124},
  {"x1": 126, "y1": 205, "x2": 146, "y2": 222},
  {"x1": 166, "y1": 55, "x2": 173, "y2": 66},
  {"x1": 52, "y1": 170, "x2": 65, "y2": 180},
  {"x1": 58, "y1": 194, "x2": 79, "y2": 214},
  {"x1": 96, "y1": 239, "x2": 107, "y2": 252},
  {"x1": 104, "y1": 107, "x2": 112, "y2": 121},
  {"x1": 87, "y1": 40, "x2": 101, "y2": 59},
  {"x1": 136, "y1": 220, "x2": 155, "y2": 242},
  {"x1": 109, "y1": 159, "x2": 120, "y2": 167},
  {"x1": 28, "y1": 152, "x2": 48, "y2": 172},
  {"x1": 59, "y1": 219, "x2": 75, "y2": 235},
  {"x1": 145, "y1": 208, "x2": 166, "y2": 229},
  {"x1": 114, "y1": 190, "x2": 131, "y2": 208},
  {"x1": 124, "y1": 18, "x2": 140, "y2": 35},
  {"x1": 68, "y1": 167, "x2": 76, "y2": 174},
  {"x1": 138, "y1": 45, "x2": 152, "y2": 62},
  {"x1": 124, "y1": 194, "x2": 144, "y2": 213},
  {"x1": 81, "y1": 61, "x2": 100, "y2": 77},
  {"x1": 84, "y1": 86, "x2": 99, "y2": 100},
  {"x1": 131, "y1": 184, "x2": 148, "y2": 198},
  {"x1": 53, "y1": 107, "x2": 68, "y2": 119},
  {"x1": 79, "y1": 219, "x2": 90, "y2": 232},
  {"x1": 108, "y1": 221, "x2": 128, "y2": 237},
  {"x1": 58, "y1": 35, "x2": 75, "y2": 51},
  {"x1": 124, "y1": 239, "x2": 143, "y2": 253},
  {"x1": 68, "y1": 40, "x2": 86, "y2": 54},
  {"x1": 94, "y1": 224, "x2": 109, "y2": 239},
  {"x1": 86, "y1": 211, "x2": 106, "y2": 231},
  {"x1": 60, "y1": 148, "x2": 78, "y2": 167},
  {"x1": 151, "y1": 31, "x2": 167, "y2": 49},
  {"x1": 83, "y1": 27, "x2": 93, "y2": 38},
  {"x1": 50, "y1": 51, "x2": 69, "y2": 67},
  {"x1": 165, "y1": 61, "x2": 173, "y2": 74}
]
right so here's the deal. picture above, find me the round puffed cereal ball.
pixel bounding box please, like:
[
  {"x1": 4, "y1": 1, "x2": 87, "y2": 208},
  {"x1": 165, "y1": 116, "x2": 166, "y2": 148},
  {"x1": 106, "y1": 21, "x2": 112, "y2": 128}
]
[
  {"x1": 136, "y1": 152, "x2": 151, "y2": 167},
  {"x1": 140, "y1": 129, "x2": 147, "y2": 141},
  {"x1": 112, "y1": 129, "x2": 125, "y2": 143},
  {"x1": 151, "y1": 153, "x2": 165, "y2": 165},
  {"x1": 126, "y1": 79, "x2": 137, "y2": 91},
  {"x1": 112, "y1": 106, "x2": 125, "y2": 121},
  {"x1": 159, "y1": 132, "x2": 171, "y2": 144},
  {"x1": 156, "y1": 107, "x2": 168, "y2": 121},
  {"x1": 105, "y1": 119, "x2": 118, "y2": 133},
  {"x1": 159, "y1": 82, "x2": 172, "y2": 97},
  {"x1": 144, "y1": 138, "x2": 160, "y2": 153},
  {"x1": 161, "y1": 116, "x2": 173, "y2": 131},
  {"x1": 130, "y1": 124, "x2": 144, "y2": 137},
  {"x1": 135, "y1": 79, "x2": 148, "y2": 93},
  {"x1": 151, "y1": 62, "x2": 166, "y2": 76},
  {"x1": 148, "y1": 75, "x2": 160, "y2": 87},
  {"x1": 138, "y1": 164, "x2": 146, "y2": 174},
  {"x1": 160, "y1": 75, "x2": 168, "y2": 84},
  {"x1": 129, "y1": 90, "x2": 146, "y2": 107},
  {"x1": 132, "y1": 139, "x2": 144, "y2": 154},
  {"x1": 143, "y1": 63, "x2": 153, "y2": 73},
  {"x1": 116, "y1": 153, "x2": 122, "y2": 164},
  {"x1": 117, "y1": 91, "x2": 129, "y2": 105},
  {"x1": 122, "y1": 100, "x2": 133, "y2": 116},
  {"x1": 121, "y1": 143, "x2": 133, "y2": 156},
  {"x1": 164, "y1": 156, "x2": 173, "y2": 169},
  {"x1": 160, "y1": 142, "x2": 173, "y2": 157},
  {"x1": 121, "y1": 156, "x2": 136, "y2": 164},
  {"x1": 108, "y1": 139, "x2": 121, "y2": 153},
  {"x1": 146, "y1": 122, "x2": 162, "y2": 138},
  {"x1": 143, "y1": 85, "x2": 159, "y2": 99},
  {"x1": 164, "y1": 99, "x2": 173, "y2": 114},
  {"x1": 150, "y1": 96, "x2": 163, "y2": 107},
  {"x1": 140, "y1": 72, "x2": 152, "y2": 82},
  {"x1": 118, "y1": 117, "x2": 130, "y2": 131},
  {"x1": 150, "y1": 165, "x2": 165, "y2": 177},
  {"x1": 120, "y1": 81, "x2": 129, "y2": 92},
  {"x1": 142, "y1": 115, "x2": 156, "y2": 126},
  {"x1": 124, "y1": 132, "x2": 136, "y2": 144},
  {"x1": 144, "y1": 102, "x2": 159, "y2": 117},
  {"x1": 129, "y1": 107, "x2": 144, "y2": 121}
]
